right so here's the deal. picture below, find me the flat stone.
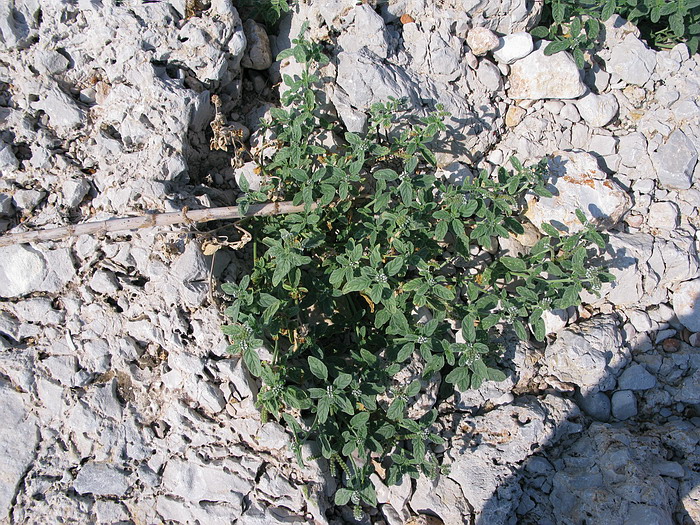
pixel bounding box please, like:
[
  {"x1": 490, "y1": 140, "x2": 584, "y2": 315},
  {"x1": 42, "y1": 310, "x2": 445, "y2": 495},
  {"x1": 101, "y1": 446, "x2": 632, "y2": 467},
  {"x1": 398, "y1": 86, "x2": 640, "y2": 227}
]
[
  {"x1": 611, "y1": 390, "x2": 637, "y2": 420},
  {"x1": 647, "y1": 201, "x2": 679, "y2": 231},
  {"x1": 651, "y1": 128, "x2": 697, "y2": 190},
  {"x1": 607, "y1": 34, "x2": 656, "y2": 86},
  {"x1": 0, "y1": 245, "x2": 48, "y2": 298},
  {"x1": 466, "y1": 26, "x2": 499, "y2": 56},
  {"x1": 0, "y1": 380, "x2": 39, "y2": 519},
  {"x1": 162, "y1": 458, "x2": 251, "y2": 505},
  {"x1": 241, "y1": 20, "x2": 272, "y2": 70},
  {"x1": 576, "y1": 91, "x2": 618, "y2": 128},
  {"x1": 617, "y1": 363, "x2": 656, "y2": 391},
  {"x1": 257, "y1": 422, "x2": 290, "y2": 451},
  {"x1": 672, "y1": 279, "x2": 700, "y2": 332},
  {"x1": 73, "y1": 462, "x2": 130, "y2": 497},
  {"x1": 525, "y1": 150, "x2": 632, "y2": 234},
  {"x1": 508, "y1": 43, "x2": 586, "y2": 100},
  {"x1": 493, "y1": 32, "x2": 534, "y2": 64}
]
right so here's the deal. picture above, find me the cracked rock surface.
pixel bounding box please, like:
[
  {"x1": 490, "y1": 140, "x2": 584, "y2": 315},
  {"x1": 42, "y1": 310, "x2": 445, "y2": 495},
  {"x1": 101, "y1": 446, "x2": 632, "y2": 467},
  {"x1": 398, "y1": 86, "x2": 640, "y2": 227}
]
[{"x1": 1, "y1": 1, "x2": 700, "y2": 524}]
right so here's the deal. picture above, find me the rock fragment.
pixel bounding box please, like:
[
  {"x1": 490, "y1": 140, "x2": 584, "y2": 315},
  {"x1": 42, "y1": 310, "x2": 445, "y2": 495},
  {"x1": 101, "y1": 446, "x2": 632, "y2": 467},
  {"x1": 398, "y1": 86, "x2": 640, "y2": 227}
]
[
  {"x1": 0, "y1": 380, "x2": 39, "y2": 519},
  {"x1": 242, "y1": 20, "x2": 272, "y2": 70},
  {"x1": 508, "y1": 44, "x2": 586, "y2": 100},
  {"x1": 0, "y1": 245, "x2": 48, "y2": 298},
  {"x1": 466, "y1": 26, "x2": 499, "y2": 56},
  {"x1": 607, "y1": 34, "x2": 656, "y2": 86},
  {"x1": 611, "y1": 390, "x2": 637, "y2": 420},
  {"x1": 541, "y1": 316, "x2": 625, "y2": 394},
  {"x1": 525, "y1": 150, "x2": 632, "y2": 234},
  {"x1": 576, "y1": 91, "x2": 618, "y2": 128},
  {"x1": 73, "y1": 462, "x2": 130, "y2": 497},
  {"x1": 492, "y1": 32, "x2": 533, "y2": 64},
  {"x1": 617, "y1": 363, "x2": 656, "y2": 391},
  {"x1": 672, "y1": 279, "x2": 700, "y2": 332},
  {"x1": 651, "y1": 129, "x2": 697, "y2": 190}
]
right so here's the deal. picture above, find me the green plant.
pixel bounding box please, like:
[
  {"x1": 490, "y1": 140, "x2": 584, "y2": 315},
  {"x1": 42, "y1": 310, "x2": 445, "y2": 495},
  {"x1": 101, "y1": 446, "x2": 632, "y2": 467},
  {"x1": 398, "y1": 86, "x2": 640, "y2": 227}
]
[
  {"x1": 234, "y1": 0, "x2": 297, "y2": 27},
  {"x1": 532, "y1": 0, "x2": 700, "y2": 62},
  {"x1": 221, "y1": 27, "x2": 614, "y2": 517}
]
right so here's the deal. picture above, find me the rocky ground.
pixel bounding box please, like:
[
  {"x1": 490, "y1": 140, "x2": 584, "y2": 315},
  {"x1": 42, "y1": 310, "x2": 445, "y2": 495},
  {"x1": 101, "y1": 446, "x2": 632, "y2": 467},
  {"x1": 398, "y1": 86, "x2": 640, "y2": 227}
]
[{"x1": 0, "y1": 0, "x2": 698, "y2": 524}]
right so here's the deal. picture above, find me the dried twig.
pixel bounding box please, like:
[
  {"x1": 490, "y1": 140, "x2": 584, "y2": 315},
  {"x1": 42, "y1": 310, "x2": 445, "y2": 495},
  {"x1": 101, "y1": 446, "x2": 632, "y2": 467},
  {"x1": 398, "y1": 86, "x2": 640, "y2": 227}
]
[{"x1": 0, "y1": 201, "x2": 316, "y2": 247}]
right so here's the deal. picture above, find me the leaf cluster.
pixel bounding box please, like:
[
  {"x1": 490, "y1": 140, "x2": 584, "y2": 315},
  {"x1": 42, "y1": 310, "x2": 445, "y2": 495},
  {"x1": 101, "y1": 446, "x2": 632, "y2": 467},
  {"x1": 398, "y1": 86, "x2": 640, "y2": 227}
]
[
  {"x1": 233, "y1": 0, "x2": 297, "y2": 27},
  {"x1": 220, "y1": 29, "x2": 614, "y2": 516},
  {"x1": 532, "y1": 0, "x2": 700, "y2": 67}
]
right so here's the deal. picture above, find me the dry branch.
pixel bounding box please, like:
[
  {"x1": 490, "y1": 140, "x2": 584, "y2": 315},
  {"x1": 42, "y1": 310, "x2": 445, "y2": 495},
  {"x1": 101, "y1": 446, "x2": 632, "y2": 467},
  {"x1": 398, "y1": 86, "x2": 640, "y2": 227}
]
[{"x1": 0, "y1": 201, "x2": 316, "y2": 247}]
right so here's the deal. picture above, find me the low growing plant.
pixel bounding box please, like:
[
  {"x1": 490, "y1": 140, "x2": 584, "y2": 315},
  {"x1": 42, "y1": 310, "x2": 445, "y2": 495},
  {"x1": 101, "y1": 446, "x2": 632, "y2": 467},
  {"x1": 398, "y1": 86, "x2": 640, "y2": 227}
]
[
  {"x1": 532, "y1": 0, "x2": 700, "y2": 62},
  {"x1": 221, "y1": 27, "x2": 613, "y2": 517}
]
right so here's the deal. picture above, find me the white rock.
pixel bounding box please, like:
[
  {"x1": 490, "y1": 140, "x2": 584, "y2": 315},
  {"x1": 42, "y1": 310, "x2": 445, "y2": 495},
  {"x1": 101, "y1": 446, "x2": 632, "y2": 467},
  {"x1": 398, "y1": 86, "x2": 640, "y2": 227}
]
[
  {"x1": 242, "y1": 20, "x2": 272, "y2": 70},
  {"x1": 257, "y1": 422, "x2": 290, "y2": 451},
  {"x1": 0, "y1": 381, "x2": 38, "y2": 519},
  {"x1": 559, "y1": 102, "x2": 580, "y2": 122},
  {"x1": 337, "y1": 4, "x2": 391, "y2": 59},
  {"x1": 32, "y1": 84, "x2": 84, "y2": 133},
  {"x1": 618, "y1": 132, "x2": 648, "y2": 168},
  {"x1": 74, "y1": 462, "x2": 130, "y2": 497},
  {"x1": 162, "y1": 458, "x2": 251, "y2": 505},
  {"x1": 492, "y1": 32, "x2": 533, "y2": 64},
  {"x1": 13, "y1": 189, "x2": 45, "y2": 212},
  {"x1": 541, "y1": 309, "x2": 568, "y2": 334},
  {"x1": 651, "y1": 128, "x2": 698, "y2": 190},
  {"x1": 0, "y1": 141, "x2": 18, "y2": 172},
  {"x1": 542, "y1": 316, "x2": 625, "y2": 394},
  {"x1": 476, "y1": 59, "x2": 502, "y2": 91},
  {"x1": 627, "y1": 310, "x2": 653, "y2": 332},
  {"x1": 525, "y1": 150, "x2": 632, "y2": 234},
  {"x1": 89, "y1": 270, "x2": 120, "y2": 295},
  {"x1": 62, "y1": 178, "x2": 91, "y2": 208},
  {"x1": 234, "y1": 161, "x2": 264, "y2": 192},
  {"x1": 576, "y1": 91, "x2": 619, "y2": 128},
  {"x1": 607, "y1": 34, "x2": 656, "y2": 86},
  {"x1": 0, "y1": 245, "x2": 48, "y2": 298},
  {"x1": 672, "y1": 279, "x2": 700, "y2": 332},
  {"x1": 437, "y1": 162, "x2": 473, "y2": 185},
  {"x1": 466, "y1": 26, "x2": 499, "y2": 56},
  {"x1": 508, "y1": 43, "x2": 586, "y2": 100},
  {"x1": 647, "y1": 201, "x2": 679, "y2": 231}
]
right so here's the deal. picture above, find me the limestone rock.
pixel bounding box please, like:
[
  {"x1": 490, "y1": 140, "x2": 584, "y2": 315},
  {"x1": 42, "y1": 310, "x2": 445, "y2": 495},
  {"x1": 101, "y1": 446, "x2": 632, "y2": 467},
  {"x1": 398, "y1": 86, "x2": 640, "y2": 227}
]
[
  {"x1": 337, "y1": 4, "x2": 391, "y2": 60},
  {"x1": 525, "y1": 150, "x2": 632, "y2": 234},
  {"x1": 466, "y1": 26, "x2": 499, "y2": 56},
  {"x1": 242, "y1": 20, "x2": 272, "y2": 70},
  {"x1": 0, "y1": 245, "x2": 48, "y2": 298},
  {"x1": 0, "y1": 380, "x2": 38, "y2": 519},
  {"x1": 550, "y1": 423, "x2": 677, "y2": 524},
  {"x1": 541, "y1": 316, "x2": 625, "y2": 394},
  {"x1": 508, "y1": 44, "x2": 586, "y2": 100},
  {"x1": 647, "y1": 201, "x2": 679, "y2": 231},
  {"x1": 617, "y1": 363, "x2": 656, "y2": 391},
  {"x1": 492, "y1": 32, "x2": 533, "y2": 64},
  {"x1": 476, "y1": 59, "x2": 502, "y2": 91},
  {"x1": 576, "y1": 91, "x2": 619, "y2": 128},
  {"x1": 32, "y1": 84, "x2": 84, "y2": 133},
  {"x1": 73, "y1": 462, "x2": 130, "y2": 497},
  {"x1": 672, "y1": 279, "x2": 700, "y2": 332},
  {"x1": 651, "y1": 128, "x2": 697, "y2": 190},
  {"x1": 607, "y1": 33, "x2": 656, "y2": 86}
]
